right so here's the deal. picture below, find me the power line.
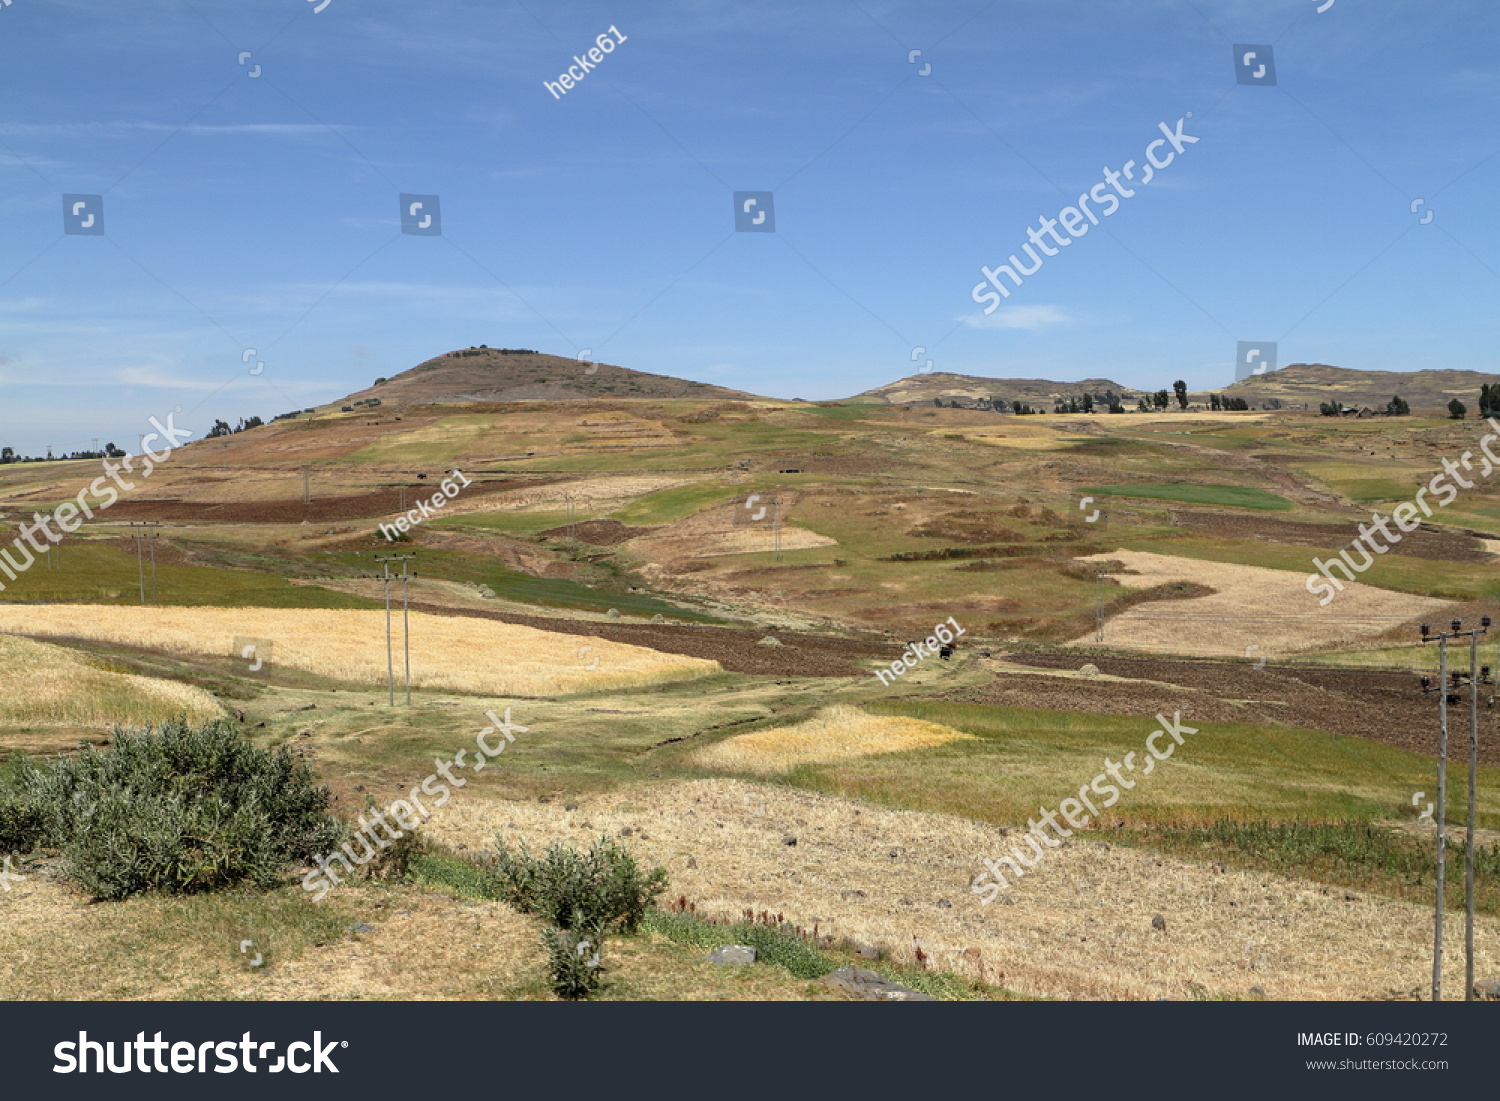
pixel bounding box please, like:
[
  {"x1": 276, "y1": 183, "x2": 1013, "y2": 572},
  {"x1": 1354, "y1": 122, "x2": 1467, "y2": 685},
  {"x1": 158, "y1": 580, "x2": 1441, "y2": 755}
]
[
  {"x1": 126, "y1": 521, "x2": 160, "y2": 605},
  {"x1": 1417, "y1": 616, "x2": 1490, "y2": 1002},
  {"x1": 374, "y1": 553, "x2": 416, "y2": 706}
]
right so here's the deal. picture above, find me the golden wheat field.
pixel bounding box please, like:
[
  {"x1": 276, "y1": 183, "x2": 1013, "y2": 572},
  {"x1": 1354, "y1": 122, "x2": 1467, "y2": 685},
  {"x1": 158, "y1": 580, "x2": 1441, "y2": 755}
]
[
  {"x1": 0, "y1": 607, "x2": 719, "y2": 697},
  {"x1": 0, "y1": 633, "x2": 223, "y2": 727},
  {"x1": 1069, "y1": 550, "x2": 1448, "y2": 657},
  {"x1": 692, "y1": 705, "x2": 974, "y2": 775}
]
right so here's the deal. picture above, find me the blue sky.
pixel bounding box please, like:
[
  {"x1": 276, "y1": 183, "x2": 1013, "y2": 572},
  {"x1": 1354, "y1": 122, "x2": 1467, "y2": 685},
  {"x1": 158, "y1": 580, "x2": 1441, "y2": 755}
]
[{"x1": 1, "y1": 0, "x2": 1497, "y2": 453}]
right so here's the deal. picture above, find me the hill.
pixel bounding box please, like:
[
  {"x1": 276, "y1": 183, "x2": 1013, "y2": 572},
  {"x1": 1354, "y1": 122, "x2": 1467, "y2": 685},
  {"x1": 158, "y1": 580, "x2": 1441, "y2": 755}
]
[
  {"x1": 334, "y1": 348, "x2": 759, "y2": 409},
  {"x1": 845, "y1": 371, "x2": 1146, "y2": 408},
  {"x1": 1220, "y1": 363, "x2": 1500, "y2": 411}
]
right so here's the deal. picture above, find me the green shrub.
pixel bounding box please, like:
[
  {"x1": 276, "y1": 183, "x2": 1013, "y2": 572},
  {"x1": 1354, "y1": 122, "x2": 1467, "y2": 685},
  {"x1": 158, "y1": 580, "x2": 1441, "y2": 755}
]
[
  {"x1": 644, "y1": 908, "x2": 834, "y2": 979},
  {"x1": 357, "y1": 797, "x2": 426, "y2": 882},
  {"x1": 5, "y1": 718, "x2": 340, "y2": 900},
  {"x1": 540, "y1": 923, "x2": 605, "y2": 1000},
  {"x1": 480, "y1": 835, "x2": 667, "y2": 934},
  {"x1": 0, "y1": 787, "x2": 46, "y2": 854}
]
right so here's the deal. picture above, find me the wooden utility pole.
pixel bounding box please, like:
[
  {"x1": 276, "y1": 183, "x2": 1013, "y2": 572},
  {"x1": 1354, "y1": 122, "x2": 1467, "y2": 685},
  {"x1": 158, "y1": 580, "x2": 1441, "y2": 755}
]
[
  {"x1": 375, "y1": 553, "x2": 416, "y2": 706},
  {"x1": 1095, "y1": 570, "x2": 1106, "y2": 643},
  {"x1": 772, "y1": 496, "x2": 783, "y2": 561},
  {"x1": 1419, "y1": 616, "x2": 1490, "y2": 1001},
  {"x1": 127, "y1": 522, "x2": 160, "y2": 604},
  {"x1": 1465, "y1": 630, "x2": 1482, "y2": 1000}
]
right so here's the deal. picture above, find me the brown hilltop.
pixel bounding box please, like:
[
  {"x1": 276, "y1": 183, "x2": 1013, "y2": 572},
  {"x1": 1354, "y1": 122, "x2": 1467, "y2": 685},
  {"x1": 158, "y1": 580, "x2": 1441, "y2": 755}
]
[{"x1": 336, "y1": 348, "x2": 760, "y2": 408}]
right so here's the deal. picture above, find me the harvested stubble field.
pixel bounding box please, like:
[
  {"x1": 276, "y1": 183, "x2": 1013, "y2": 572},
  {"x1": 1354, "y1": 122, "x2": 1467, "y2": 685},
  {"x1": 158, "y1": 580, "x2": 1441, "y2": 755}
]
[
  {"x1": 0, "y1": 606, "x2": 719, "y2": 697},
  {"x1": 1069, "y1": 550, "x2": 1447, "y2": 657},
  {"x1": 0, "y1": 633, "x2": 223, "y2": 728},
  {"x1": 428, "y1": 777, "x2": 1496, "y2": 1000},
  {"x1": 623, "y1": 502, "x2": 838, "y2": 561},
  {"x1": 691, "y1": 705, "x2": 974, "y2": 775},
  {"x1": 0, "y1": 874, "x2": 843, "y2": 1002}
]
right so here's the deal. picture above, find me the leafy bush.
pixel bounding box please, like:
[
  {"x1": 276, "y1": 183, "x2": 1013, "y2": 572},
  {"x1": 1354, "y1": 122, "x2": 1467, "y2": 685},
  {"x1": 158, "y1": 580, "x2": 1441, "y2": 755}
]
[
  {"x1": 540, "y1": 923, "x2": 605, "y2": 1000},
  {"x1": 1, "y1": 718, "x2": 340, "y2": 900},
  {"x1": 465, "y1": 836, "x2": 667, "y2": 1001},
  {"x1": 0, "y1": 785, "x2": 46, "y2": 855},
  {"x1": 357, "y1": 796, "x2": 426, "y2": 882},
  {"x1": 480, "y1": 835, "x2": 667, "y2": 934},
  {"x1": 645, "y1": 908, "x2": 834, "y2": 979}
]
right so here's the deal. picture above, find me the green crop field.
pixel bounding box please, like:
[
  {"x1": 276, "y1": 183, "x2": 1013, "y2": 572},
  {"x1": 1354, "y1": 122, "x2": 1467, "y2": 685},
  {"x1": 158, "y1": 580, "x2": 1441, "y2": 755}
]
[{"x1": 1082, "y1": 483, "x2": 1294, "y2": 510}]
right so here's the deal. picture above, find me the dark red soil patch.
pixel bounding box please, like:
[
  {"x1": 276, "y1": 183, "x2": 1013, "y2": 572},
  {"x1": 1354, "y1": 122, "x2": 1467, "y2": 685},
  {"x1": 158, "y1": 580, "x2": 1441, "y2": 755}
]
[
  {"x1": 404, "y1": 601, "x2": 897, "y2": 677},
  {"x1": 99, "y1": 476, "x2": 563, "y2": 525},
  {"x1": 535, "y1": 519, "x2": 655, "y2": 545},
  {"x1": 1169, "y1": 509, "x2": 1492, "y2": 563},
  {"x1": 908, "y1": 511, "x2": 1028, "y2": 544},
  {"x1": 950, "y1": 650, "x2": 1500, "y2": 764}
]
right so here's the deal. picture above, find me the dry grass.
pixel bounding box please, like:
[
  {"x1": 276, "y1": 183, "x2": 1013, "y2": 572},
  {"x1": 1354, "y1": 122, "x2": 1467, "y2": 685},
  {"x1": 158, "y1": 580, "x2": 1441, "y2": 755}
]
[
  {"x1": 0, "y1": 606, "x2": 719, "y2": 697},
  {"x1": 1069, "y1": 550, "x2": 1448, "y2": 657},
  {"x1": 692, "y1": 705, "x2": 974, "y2": 776},
  {"x1": 625, "y1": 503, "x2": 838, "y2": 561},
  {"x1": 0, "y1": 632, "x2": 223, "y2": 727},
  {"x1": 0, "y1": 872, "x2": 843, "y2": 1001},
  {"x1": 429, "y1": 778, "x2": 1498, "y2": 1001},
  {"x1": 486, "y1": 475, "x2": 688, "y2": 511},
  {"x1": 955, "y1": 425, "x2": 1090, "y2": 451}
]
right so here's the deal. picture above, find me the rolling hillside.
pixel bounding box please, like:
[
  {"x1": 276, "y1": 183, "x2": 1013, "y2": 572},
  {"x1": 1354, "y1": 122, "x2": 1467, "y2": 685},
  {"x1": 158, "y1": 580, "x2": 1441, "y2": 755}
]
[
  {"x1": 1220, "y1": 363, "x2": 1500, "y2": 411},
  {"x1": 846, "y1": 371, "x2": 1146, "y2": 407},
  {"x1": 334, "y1": 348, "x2": 759, "y2": 409}
]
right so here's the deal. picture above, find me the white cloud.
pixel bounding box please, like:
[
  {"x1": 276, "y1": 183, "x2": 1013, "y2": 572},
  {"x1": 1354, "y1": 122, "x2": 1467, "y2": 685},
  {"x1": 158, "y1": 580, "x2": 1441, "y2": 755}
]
[{"x1": 962, "y1": 305, "x2": 1077, "y2": 331}]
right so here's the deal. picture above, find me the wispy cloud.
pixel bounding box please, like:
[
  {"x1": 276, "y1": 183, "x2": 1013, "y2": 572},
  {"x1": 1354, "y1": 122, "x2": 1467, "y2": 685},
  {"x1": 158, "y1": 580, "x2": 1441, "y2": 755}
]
[
  {"x1": 0, "y1": 121, "x2": 344, "y2": 140},
  {"x1": 962, "y1": 305, "x2": 1077, "y2": 331}
]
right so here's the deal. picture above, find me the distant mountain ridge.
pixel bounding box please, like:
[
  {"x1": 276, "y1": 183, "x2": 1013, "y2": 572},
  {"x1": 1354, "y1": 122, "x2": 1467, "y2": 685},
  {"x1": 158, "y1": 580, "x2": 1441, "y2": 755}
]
[
  {"x1": 1221, "y1": 363, "x2": 1500, "y2": 411},
  {"x1": 844, "y1": 371, "x2": 1147, "y2": 407},
  {"x1": 325, "y1": 351, "x2": 1500, "y2": 414}
]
